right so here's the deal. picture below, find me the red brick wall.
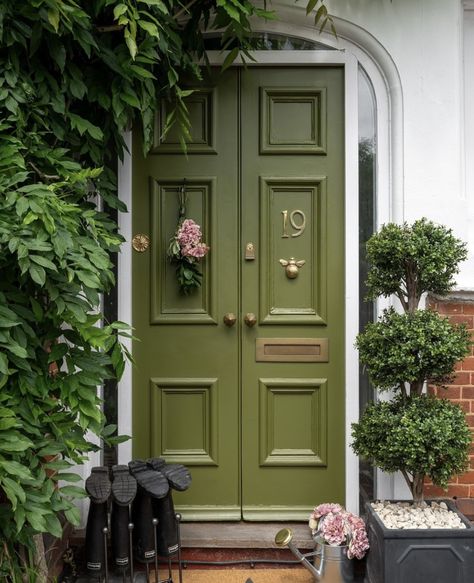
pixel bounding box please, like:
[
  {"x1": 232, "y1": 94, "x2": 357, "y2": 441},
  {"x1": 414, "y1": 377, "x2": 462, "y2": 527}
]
[{"x1": 425, "y1": 298, "x2": 474, "y2": 499}]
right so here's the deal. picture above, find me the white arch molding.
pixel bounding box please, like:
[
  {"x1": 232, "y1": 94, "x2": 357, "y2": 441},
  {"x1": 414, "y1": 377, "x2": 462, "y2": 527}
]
[{"x1": 116, "y1": 3, "x2": 404, "y2": 514}]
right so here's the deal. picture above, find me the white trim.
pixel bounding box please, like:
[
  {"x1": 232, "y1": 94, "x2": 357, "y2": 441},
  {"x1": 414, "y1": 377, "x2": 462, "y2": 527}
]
[
  {"x1": 117, "y1": 10, "x2": 402, "y2": 514},
  {"x1": 344, "y1": 53, "x2": 360, "y2": 515},
  {"x1": 117, "y1": 130, "x2": 133, "y2": 464}
]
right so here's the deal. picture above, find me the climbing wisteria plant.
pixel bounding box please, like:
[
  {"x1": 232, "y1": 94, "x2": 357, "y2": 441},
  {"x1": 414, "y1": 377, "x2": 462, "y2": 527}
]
[{"x1": 0, "y1": 0, "x2": 333, "y2": 577}]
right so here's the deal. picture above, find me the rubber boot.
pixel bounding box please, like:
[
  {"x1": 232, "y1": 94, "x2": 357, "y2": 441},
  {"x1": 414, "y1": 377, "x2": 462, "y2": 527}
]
[
  {"x1": 111, "y1": 465, "x2": 137, "y2": 574},
  {"x1": 147, "y1": 458, "x2": 192, "y2": 556},
  {"x1": 85, "y1": 467, "x2": 111, "y2": 576},
  {"x1": 129, "y1": 460, "x2": 169, "y2": 563}
]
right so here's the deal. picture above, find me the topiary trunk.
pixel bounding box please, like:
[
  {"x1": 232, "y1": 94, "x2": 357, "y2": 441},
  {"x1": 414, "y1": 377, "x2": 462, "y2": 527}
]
[{"x1": 411, "y1": 474, "x2": 425, "y2": 504}]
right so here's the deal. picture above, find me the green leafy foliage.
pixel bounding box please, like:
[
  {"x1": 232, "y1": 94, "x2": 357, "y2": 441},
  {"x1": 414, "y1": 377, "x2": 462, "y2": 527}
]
[
  {"x1": 0, "y1": 0, "x2": 333, "y2": 575},
  {"x1": 352, "y1": 219, "x2": 471, "y2": 501},
  {"x1": 352, "y1": 395, "x2": 471, "y2": 493},
  {"x1": 357, "y1": 308, "x2": 470, "y2": 393},
  {"x1": 366, "y1": 219, "x2": 468, "y2": 311}
]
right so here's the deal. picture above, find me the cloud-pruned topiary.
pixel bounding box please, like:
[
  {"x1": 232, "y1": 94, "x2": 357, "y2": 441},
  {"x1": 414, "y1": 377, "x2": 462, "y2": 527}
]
[
  {"x1": 352, "y1": 394, "x2": 472, "y2": 501},
  {"x1": 352, "y1": 219, "x2": 471, "y2": 503},
  {"x1": 365, "y1": 219, "x2": 467, "y2": 312},
  {"x1": 356, "y1": 308, "x2": 470, "y2": 395}
]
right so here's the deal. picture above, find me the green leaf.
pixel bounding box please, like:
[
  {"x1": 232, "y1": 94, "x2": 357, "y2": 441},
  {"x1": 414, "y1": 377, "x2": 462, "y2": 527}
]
[
  {"x1": 0, "y1": 436, "x2": 33, "y2": 452},
  {"x1": 30, "y1": 255, "x2": 57, "y2": 271},
  {"x1": 65, "y1": 506, "x2": 81, "y2": 526},
  {"x1": 102, "y1": 424, "x2": 117, "y2": 437},
  {"x1": 29, "y1": 264, "x2": 46, "y2": 286},
  {"x1": 113, "y1": 4, "x2": 128, "y2": 19},
  {"x1": 30, "y1": 298, "x2": 44, "y2": 321},
  {"x1": 0, "y1": 353, "x2": 8, "y2": 375},
  {"x1": 47, "y1": 8, "x2": 60, "y2": 32},
  {"x1": 27, "y1": 511, "x2": 46, "y2": 532},
  {"x1": 44, "y1": 513, "x2": 63, "y2": 538},
  {"x1": 55, "y1": 472, "x2": 82, "y2": 483},
  {"x1": 222, "y1": 47, "x2": 239, "y2": 71},
  {"x1": 0, "y1": 418, "x2": 17, "y2": 430},
  {"x1": 60, "y1": 485, "x2": 87, "y2": 498},
  {"x1": 138, "y1": 20, "x2": 160, "y2": 39},
  {"x1": 69, "y1": 113, "x2": 104, "y2": 141},
  {"x1": 306, "y1": 0, "x2": 320, "y2": 15},
  {"x1": 2, "y1": 477, "x2": 26, "y2": 504},
  {"x1": 0, "y1": 461, "x2": 32, "y2": 480},
  {"x1": 139, "y1": 0, "x2": 168, "y2": 12},
  {"x1": 124, "y1": 29, "x2": 138, "y2": 60},
  {"x1": 129, "y1": 65, "x2": 155, "y2": 79},
  {"x1": 5, "y1": 343, "x2": 27, "y2": 358}
]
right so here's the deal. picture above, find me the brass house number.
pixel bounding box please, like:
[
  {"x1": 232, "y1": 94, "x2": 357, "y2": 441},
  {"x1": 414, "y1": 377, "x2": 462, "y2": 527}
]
[{"x1": 281, "y1": 209, "x2": 306, "y2": 238}]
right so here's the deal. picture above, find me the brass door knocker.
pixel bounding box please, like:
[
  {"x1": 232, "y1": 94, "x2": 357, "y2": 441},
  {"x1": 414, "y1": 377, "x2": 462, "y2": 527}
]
[{"x1": 279, "y1": 257, "x2": 306, "y2": 279}]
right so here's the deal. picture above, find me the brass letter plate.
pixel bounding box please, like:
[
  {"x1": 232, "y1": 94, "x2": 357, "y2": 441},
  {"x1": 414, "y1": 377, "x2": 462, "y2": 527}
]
[{"x1": 256, "y1": 338, "x2": 328, "y2": 362}]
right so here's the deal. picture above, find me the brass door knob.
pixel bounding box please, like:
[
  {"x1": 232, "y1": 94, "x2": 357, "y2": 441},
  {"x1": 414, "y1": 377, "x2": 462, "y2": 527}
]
[
  {"x1": 223, "y1": 313, "x2": 237, "y2": 327},
  {"x1": 244, "y1": 313, "x2": 257, "y2": 327}
]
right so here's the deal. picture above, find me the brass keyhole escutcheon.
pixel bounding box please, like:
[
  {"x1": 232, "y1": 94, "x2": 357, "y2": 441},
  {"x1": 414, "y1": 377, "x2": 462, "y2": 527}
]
[
  {"x1": 279, "y1": 257, "x2": 306, "y2": 279},
  {"x1": 132, "y1": 234, "x2": 150, "y2": 252}
]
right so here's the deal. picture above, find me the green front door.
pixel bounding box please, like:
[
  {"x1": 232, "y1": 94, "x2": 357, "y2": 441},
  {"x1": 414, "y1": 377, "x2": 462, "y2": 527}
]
[{"x1": 132, "y1": 66, "x2": 345, "y2": 520}]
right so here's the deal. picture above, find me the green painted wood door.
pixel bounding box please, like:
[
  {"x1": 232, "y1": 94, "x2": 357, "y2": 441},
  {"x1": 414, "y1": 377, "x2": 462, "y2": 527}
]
[{"x1": 132, "y1": 66, "x2": 345, "y2": 521}]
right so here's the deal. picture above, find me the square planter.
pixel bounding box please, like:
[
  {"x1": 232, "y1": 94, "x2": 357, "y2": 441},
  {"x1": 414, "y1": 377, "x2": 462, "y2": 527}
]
[{"x1": 365, "y1": 500, "x2": 474, "y2": 583}]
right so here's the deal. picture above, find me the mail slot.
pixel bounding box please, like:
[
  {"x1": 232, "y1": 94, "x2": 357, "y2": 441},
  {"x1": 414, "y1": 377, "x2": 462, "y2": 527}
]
[{"x1": 255, "y1": 338, "x2": 329, "y2": 362}]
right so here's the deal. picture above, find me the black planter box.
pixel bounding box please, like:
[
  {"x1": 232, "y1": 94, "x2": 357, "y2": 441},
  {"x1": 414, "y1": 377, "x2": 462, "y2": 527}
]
[{"x1": 365, "y1": 500, "x2": 474, "y2": 583}]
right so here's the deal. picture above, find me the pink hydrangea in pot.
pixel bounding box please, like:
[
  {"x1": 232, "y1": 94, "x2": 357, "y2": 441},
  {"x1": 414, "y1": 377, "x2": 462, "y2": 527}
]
[{"x1": 309, "y1": 503, "x2": 370, "y2": 560}]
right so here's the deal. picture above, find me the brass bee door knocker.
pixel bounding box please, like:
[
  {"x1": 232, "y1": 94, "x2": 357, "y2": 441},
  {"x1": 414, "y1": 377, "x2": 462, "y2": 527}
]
[{"x1": 279, "y1": 257, "x2": 306, "y2": 279}]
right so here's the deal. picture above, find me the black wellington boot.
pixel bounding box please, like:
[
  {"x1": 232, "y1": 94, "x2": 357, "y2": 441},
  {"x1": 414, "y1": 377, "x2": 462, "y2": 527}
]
[
  {"x1": 111, "y1": 465, "x2": 137, "y2": 574},
  {"x1": 147, "y1": 458, "x2": 192, "y2": 556},
  {"x1": 129, "y1": 460, "x2": 169, "y2": 563},
  {"x1": 85, "y1": 467, "x2": 111, "y2": 576}
]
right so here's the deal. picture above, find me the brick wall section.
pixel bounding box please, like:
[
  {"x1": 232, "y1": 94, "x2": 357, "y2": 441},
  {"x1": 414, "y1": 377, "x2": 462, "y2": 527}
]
[{"x1": 425, "y1": 298, "x2": 474, "y2": 499}]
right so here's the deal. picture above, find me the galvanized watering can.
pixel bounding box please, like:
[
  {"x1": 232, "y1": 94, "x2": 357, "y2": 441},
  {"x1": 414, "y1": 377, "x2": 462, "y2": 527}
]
[{"x1": 275, "y1": 528, "x2": 355, "y2": 583}]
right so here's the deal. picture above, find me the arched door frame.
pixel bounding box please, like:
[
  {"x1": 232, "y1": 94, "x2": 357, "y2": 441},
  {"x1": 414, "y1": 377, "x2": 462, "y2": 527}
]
[{"x1": 117, "y1": 8, "x2": 403, "y2": 513}]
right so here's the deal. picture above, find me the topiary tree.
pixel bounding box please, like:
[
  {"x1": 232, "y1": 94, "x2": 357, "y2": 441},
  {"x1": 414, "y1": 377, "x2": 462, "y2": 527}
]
[{"x1": 352, "y1": 219, "x2": 472, "y2": 503}]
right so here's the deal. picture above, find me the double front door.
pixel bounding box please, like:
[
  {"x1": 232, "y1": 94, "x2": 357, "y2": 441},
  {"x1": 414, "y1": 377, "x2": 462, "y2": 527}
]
[{"x1": 132, "y1": 66, "x2": 345, "y2": 520}]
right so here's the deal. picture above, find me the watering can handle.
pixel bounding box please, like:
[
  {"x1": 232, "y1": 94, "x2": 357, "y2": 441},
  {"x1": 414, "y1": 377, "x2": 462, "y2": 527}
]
[{"x1": 274, "y1": 528, "x2": 324, "y2": 581}]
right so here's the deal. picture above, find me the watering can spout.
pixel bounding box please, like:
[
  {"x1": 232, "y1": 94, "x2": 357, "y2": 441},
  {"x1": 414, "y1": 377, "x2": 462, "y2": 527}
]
[{"x1": 274, "y1": 528, "x2": 323, "y2": 581}]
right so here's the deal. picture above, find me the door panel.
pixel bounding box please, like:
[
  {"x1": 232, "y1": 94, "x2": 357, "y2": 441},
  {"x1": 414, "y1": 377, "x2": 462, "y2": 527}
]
[
  {"x1": 132, "y1": 70, "x2": 241, "y2": 519},
  {"x1": 240, "y1": 67, "x2": 345, "y2": 519},
  {"x1": 132, "y1": 66, "x2": 345, "y2": 520}
]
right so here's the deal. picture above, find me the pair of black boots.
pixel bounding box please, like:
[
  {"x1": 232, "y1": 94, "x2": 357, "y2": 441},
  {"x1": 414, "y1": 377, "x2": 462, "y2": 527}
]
[
  {"x1": 85, "y1": 465, "x2": 137, "y2": 576},
  {"x1": 84, "y1": 459, "x2": 191, "y2": 577},
  {"x1": 129, "y1": 458, "x2": 191, "y2": 563}
]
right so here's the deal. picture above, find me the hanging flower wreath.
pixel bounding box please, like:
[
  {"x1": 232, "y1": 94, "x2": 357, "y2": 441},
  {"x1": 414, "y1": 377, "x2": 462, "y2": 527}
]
[{"x1": 167, "y1": 183, "x2": 210, "y2": 294}]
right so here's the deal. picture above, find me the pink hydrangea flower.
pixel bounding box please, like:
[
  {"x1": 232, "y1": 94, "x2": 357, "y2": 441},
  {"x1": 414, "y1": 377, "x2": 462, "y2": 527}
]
[
  {"x1": 177, "y1": 219, "x2": 203, "y2": 247},
  {"x1": 308, "y1": 503, "x2": 369, "y2": 559},
  {"x1": 182, "y1": 242, "x2": 210, "y2": 259},
  {"x1": 310, "y1": 503, "x2": 343, "y2": 522},
  {"x1": 175, "y1": 219, "x2": 209, "y2": 261},
  {"x1": 319, "y1": 512, "x2": 347, "y2": 546}
]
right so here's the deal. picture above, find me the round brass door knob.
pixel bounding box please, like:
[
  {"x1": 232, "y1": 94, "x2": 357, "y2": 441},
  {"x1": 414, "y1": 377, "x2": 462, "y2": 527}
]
[
  {"x1": 223, "y1": 313, "x2": 237, "y2": 327},
  {"x1": 244, "y1": 313, "x2": 257, "y2": 327}
]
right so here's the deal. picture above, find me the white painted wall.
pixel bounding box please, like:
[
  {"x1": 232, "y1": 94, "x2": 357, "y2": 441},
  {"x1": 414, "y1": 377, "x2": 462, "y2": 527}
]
[
  {"x1": 463, "y1": 4, "x2": 474, "y2": 288},
  {"x1": 308, "y1": 0, "x2": 474, "y2": 284}
]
